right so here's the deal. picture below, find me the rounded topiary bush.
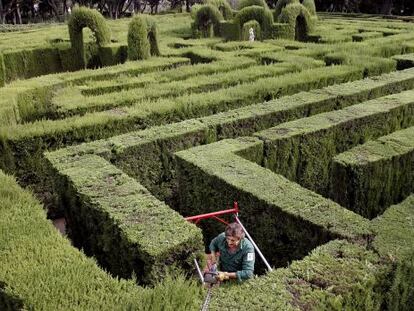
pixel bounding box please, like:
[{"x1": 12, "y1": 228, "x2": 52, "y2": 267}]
[
  {"x1": 278, "y1": 3, "x2": 313, "y2": 41},
  {"x1": 238, "y1": 0, "x2": 269, "y2": 10},
  {"x1": 206, "y1": 0, "x2": 233, "y2": 20},
  {"x1": 235, "y1": 5, "x2": 273, "y2": 38},
  {"x1": 242, "y1": 20, "x2": 261, "y2": 41},
  {"x1": 193, "y1": 5, "x2": 224, "y2": 38},
  {"x1": 302, "y1": 0, "x2": 316, "y2": 16},
  {"x1": 274, "y1": 0, "x2": 299, "y2": 19},
  {"x1": 67, "y1": 6, "x2": 111, "y2": 68},
  {"x1": 128, "y1": 15, "x2": 150, "y2": 60}
]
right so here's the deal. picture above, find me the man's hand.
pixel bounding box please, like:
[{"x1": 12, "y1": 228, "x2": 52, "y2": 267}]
[{"x1": 216, "y1": 272, "x2": 229, "y2": 282}]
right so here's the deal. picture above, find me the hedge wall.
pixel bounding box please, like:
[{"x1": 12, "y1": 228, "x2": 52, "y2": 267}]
[
  {"x1": 0, "y1": 170, "x2": 146, "y2": 309},
  {"x1": 67, "y1": 6, "x2": 111, "y2": 69},
  {"x1": 274, "y1": 0, "x2": 299, "y2": 19},
  {"x1": 371, "y1": 195, "x2": 414, "y2": 311},
  {"x1": 128, "y1": 15, "x2": 151, "y2": 60},
  {"x1": 2, "y1": 67, "x2": 414, "y2": 219},
  {"x1": 210, "y1": 240, "x2": 392, "y2": 310},
  {"x1": 175, "y1": 137, "x2": 371, "y2": 270},
  {"x1": 193, "y1": 5, "x2": 224, "y2": 38},
  {"x1": 235, "y1": 5, "x2": 274, "y2": 39},
  {"x1": 238, "y1": 0, "x2": 269, "y2": 10},
  {"x1": 277, "y1": 3, "x2": 315, "y2": 41},
  {"x1": 45, "y1": 151, "x2": 204, "y2": 285},
  {"x1": 255, "y1": 90, "x2": 414, "y2": 198},
  {"x1": 331, "y1": 126, "x2": 414, "y2": 219}
]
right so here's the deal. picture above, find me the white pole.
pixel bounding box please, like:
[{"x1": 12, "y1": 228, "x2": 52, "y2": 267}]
[
  {"x1": 194, "y1": 258, "x2": 205, "y2": 283},
  {"x1": 235, "y1": 216, "x2": 273, "y2": 272}
]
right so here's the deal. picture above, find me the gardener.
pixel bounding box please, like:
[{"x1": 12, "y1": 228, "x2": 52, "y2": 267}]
[{"x1": 207, "y1": 222, "x2": 255, "y2": 282}]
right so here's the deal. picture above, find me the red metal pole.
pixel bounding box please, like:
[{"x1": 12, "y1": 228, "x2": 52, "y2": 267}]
[{"x1": 185, "y1": 205, "x2": 239, "y2": 223}]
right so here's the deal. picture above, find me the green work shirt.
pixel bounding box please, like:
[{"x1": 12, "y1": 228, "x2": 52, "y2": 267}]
[{"x1": 209, "y1": 233, "x2": 255, "y2": 282}]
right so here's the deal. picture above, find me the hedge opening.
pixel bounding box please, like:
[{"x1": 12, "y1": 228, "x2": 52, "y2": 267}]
[
  {"x1": 193, "y1": 5, "x2": 224, "y2": 38},
  {"x1": 67, "y1": 6, "x2": 111, "y2": 69}
]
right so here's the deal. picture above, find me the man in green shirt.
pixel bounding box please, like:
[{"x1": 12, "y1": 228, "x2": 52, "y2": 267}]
[{"x1": 207, "y1": 222, "x2": 255, "y2": 282}]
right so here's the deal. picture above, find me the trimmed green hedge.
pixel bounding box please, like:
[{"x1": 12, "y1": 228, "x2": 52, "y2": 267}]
[
  {"x1": 128, "y1": 15, "x2": 151, "y2": 60},
  {"x1": 242, "y1": 20, "x2": 261, "y2": 41},
  {"x1": 277, "y1": 3, "x2": 314, "y2": 41},
  {"x1": 393, "y1": 53, "x2": 414, "y2": 70},
  {"x1": 331, "y1": 126, "x2": 414, "y2": 219},
  {"x1": 145, "y1": 17, "x2": 161, "y2": 56},
  {"x1": 210, "y1": 240, "x2": 392, "y2": 310},
  {"x1": 371, "y1": 195, "x2": 414, "y2": 311},
  {"x1": 67, "y1": 6, "x2": 111, "y2": 69},
  {"x1": 0, "y1": 170, "x2": 146, "y2": 309},
  {"x1": 2, "y1": 67, "x2": 414, "y2": 219},
  {"x1": 80, "y1": 56, "x2": 255, "y2": 96},
  {"x1": 352, "y1": 31, "x2": 383, "y2": 42},
  {"x1": 175, "y1": 137, "x2": 371, "y2": 270},
  {"x1": 302, "y1": 0, "x2": 316, "y2": 16},
  {"x1": 41, "y1": 65, "x2": 414, "y2": 220},
  {"x1": 45, "y1": 152, "x2": 204, "y2": 285},
  {"x1": 193, "y1": 5, "x2": 224, "y2": 38},
  {"x1": 235, "y1": 6, "x2": 274, "y2": 39},
  {"x1": 53, "y1": 63, "x2": 296, "y2": 116},
  {"x1": 324, "y1": 52, "x2": 397, "y2": 78},
  {"x1": 274, "y1": 0, "x2": 299, "y2": 19},
  {"x1": 206, "y1": 0, "x2": 233, "y2": 20},
  {"x1": 255, "y1": 90, "x2": 414, "y2": 198},
  {"x1": 238, "y1": 0, "x2": 269, "y2": 10}
]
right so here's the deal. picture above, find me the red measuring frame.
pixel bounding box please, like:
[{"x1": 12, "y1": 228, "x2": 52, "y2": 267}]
[{"x1": 185, "y1": 202, "x2": 239, "y2": 226}]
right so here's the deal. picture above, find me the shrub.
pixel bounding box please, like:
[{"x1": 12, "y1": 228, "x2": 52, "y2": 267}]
[
  {"x1": 193, "y1": 5, "x2": 224, "y2": 37},
  {"x1": 278, "y1": 3, "x2": 314, "y2": 41},
  {"x1": 238, "y1": 0, "x2": 269, "y2": 10},
  {"x1": 274, "y1": 0, "x2": 299, "y2": 19},
  {"x1": 128, "y1": 15, "x2": 150, "y2": 60},
  {"x1": 302, "y1": 0, "x2": 316, "y2": 16},
  {"x1": 67, "y1": 6, "x2": 110, "y2": 69},
  {"x1": 206, "y1": 0, "x2": 233, "y2": 20},
  {"x1": 235, "y1": 6, "x2": 274, "y2": 38},
  {"x1": 242, "y1": 20, "x2": 262, "y2": 41},
  {"x1": 144, "y1": 16, "x2": 161, "y2": 56}
]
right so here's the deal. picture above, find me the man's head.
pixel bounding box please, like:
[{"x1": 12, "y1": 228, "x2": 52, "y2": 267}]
[{"x1": 225, "y1": 222, "x2": 245, "y2": 249}]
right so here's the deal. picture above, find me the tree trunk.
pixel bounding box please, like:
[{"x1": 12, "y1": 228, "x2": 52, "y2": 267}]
[
  {"x1": 134, "y1": 0, "x2": 141, "y2": 13},
  {"x1": 0, "y1": 0, "x2": 4, "y2": 24},
  {"x1": 381, "y1": 0, "x2": 393, "y2": 14},
  {"x1": 16, "y1": 3, "x2": 21, "y2": 23}
]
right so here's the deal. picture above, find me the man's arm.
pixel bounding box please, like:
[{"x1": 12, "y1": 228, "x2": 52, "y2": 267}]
[
  {"x1": 207, "y1": 233, "x2": 224, "y2": 268},
  {"x1": 236, "y1": 247, "x2": 255, "y2": 282}
]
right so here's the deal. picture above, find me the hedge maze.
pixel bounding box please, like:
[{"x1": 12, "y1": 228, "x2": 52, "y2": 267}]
[{"x1": 0, "y1": 6, "x2": 414, "y2": 310}]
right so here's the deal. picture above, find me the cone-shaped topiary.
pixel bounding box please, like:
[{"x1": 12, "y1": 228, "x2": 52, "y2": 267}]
[
  {"x1": 205, "y1": 0, "x2": 233, "y2": 20},
  {"x1": 278, "y1": 3, "x2": 314, "y2": 41},
  {"x1": 144, "y1": 17, "x2": 161, "y2": 56},
  {"x1": 235, "y1": 5, "x2": 273, "y2": 38},
  {"x1": 128, "y1": 15, "x2": 151, "y2": 60},
  {"x1": 238, "y1": 0, "x2": 269, "y2": 10},
  {"x1": 274, "y1": 0, "x2": 299, "y2": 19},
  {"x1": 193, "y1": 5, "x2": 224, "y2": 38},
  {"x1": 67, "y1": 6, "x2": 111, "y2": 69},
  {"x1": 302, "y1": 0, "x2": 316, "y2": 16}
]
